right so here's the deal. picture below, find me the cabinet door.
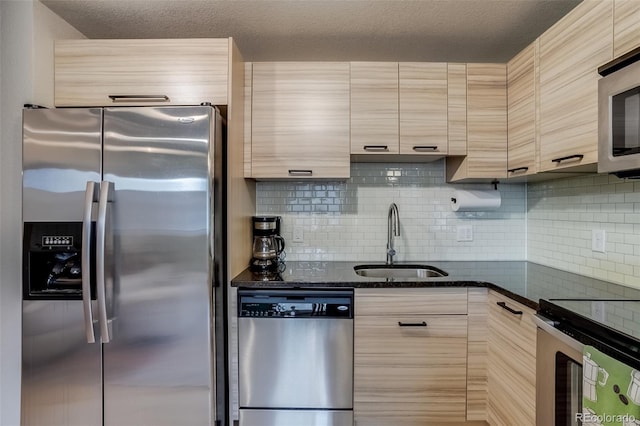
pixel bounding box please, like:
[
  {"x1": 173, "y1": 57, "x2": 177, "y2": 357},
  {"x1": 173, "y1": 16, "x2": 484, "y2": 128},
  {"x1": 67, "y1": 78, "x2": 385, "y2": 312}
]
[
  {"x1": 354, "y1": 288, "x2": 468, "y2": 425},
  {"x1": 507, "y1": 42, "x2": 537, "y2": 178},
  {"x1": 251, "y1": 62, "x2": 350, "y2": 179},
  {"x1": 350, "y1": 62, "x2": 399, "y2": 155},
  {"x1": 447, "y1": 63, "x2": 468, "y2": 156},
  {"x1": 614, "y1": 0, "x2": 640, "y2": 57},
  {"x1": 538, "y1": 1, "x2": 613, "y2": 172},
  {"x1": 354, "y1": 315, "x2": 468, "y2": 425},
  {"x1": 487, "y1": 292, "x2": 536, "y2": 426},
  {"x1": 399, "y1": 62, "x2": 448, "y2": 156},
  {"x1": 55, "y1": 39, "x2": 229, "y2": 106},
  {"x1": 446, "y1": 64, "x2": 507, "y2": 182}
]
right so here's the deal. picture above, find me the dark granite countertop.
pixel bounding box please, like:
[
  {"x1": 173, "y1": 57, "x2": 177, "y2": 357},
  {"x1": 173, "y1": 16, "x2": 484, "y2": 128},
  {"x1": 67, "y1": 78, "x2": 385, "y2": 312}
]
[{"x1": 232, "y1": 261, "x2": 640, "y2": 310}]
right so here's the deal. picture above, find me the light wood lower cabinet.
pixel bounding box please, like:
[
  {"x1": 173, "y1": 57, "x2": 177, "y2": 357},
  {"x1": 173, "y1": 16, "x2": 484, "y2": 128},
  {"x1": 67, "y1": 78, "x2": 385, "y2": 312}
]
[
  {"x1": 354, "y1": 288, "x2": 468, "y2": 425},
  {"x1": 486, "y1": 291, "x2": 537, "y2": 426}
]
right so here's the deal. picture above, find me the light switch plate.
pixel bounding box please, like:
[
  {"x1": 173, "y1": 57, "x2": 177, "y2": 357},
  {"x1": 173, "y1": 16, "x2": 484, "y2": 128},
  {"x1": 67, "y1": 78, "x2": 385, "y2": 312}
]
[
  {"x1": 592, "y1": 229, "x2": 606, "y2": 253},
  {"x1": 457, "y1": 225, "x2": 473, "y2": 242},
  {"x1": 293, "y1": 226, "x2": 304, "y2": 243}
]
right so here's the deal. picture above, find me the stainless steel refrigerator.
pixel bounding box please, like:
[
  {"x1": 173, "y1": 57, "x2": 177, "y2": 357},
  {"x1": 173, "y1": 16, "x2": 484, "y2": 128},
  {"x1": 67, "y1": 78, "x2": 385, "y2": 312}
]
[{"x1": 21, "y1": 106, "x2": 227, "y2": 426}]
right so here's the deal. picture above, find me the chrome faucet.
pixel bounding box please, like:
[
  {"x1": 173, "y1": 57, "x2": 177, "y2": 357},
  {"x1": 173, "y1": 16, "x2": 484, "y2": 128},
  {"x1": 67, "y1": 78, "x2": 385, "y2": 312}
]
[{"x1": 386, "y1": 203, "x2": 400, "y2": 265}]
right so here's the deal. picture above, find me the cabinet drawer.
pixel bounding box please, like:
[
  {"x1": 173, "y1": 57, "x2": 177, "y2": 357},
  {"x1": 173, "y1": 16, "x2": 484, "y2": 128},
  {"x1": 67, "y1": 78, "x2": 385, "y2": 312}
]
[
  {"x1": 355, "y1": 288, "x2": 467, "y2": 316},
  {"x1": 354, "y1": 315, "x2": 468, "y2": 425},
  {"x1": 55, "y1": 39, "x2": 229, "y2": 106}
]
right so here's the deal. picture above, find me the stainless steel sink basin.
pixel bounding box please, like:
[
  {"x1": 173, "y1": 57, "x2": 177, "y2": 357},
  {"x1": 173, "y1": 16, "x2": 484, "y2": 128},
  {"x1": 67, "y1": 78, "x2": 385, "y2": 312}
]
[{"x1": 353, "y1": 264, "x2": 448, "y2": 279}]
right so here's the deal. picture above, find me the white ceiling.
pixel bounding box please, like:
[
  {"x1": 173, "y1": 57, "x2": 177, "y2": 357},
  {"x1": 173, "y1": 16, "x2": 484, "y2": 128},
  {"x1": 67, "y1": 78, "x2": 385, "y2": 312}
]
[{"x1": 40, "y1": 0, "x2": 582, "y2": 62}]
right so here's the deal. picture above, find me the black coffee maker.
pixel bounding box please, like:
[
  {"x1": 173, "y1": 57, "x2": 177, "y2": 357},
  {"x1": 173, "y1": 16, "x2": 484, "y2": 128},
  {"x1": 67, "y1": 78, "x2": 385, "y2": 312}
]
[{"x1": 250, "y1": 216, "x2": 285, "y2": 273}]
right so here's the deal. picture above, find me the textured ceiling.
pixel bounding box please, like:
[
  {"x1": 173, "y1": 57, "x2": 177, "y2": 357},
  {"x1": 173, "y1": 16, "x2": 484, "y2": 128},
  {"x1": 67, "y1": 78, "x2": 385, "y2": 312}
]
[{"x1": 40, "y1": 0, "x2": 582, "y2": 62}]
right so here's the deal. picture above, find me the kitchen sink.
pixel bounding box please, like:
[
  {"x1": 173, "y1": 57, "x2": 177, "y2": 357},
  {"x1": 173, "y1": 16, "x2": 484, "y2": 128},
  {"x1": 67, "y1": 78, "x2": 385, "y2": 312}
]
[{"x1": 353, "y1": 264, "x2": 448, "y2": 279}]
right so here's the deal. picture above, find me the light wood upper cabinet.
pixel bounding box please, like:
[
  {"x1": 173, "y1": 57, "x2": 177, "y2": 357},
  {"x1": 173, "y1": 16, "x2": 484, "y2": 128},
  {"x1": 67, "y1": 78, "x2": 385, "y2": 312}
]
[
  {"x1": 538, "y1": 0, "x2": 613, "y2": 172},
  {"x1": 446, "y1": 64, "x2": 507, "y2": 182},
  {"x1": 447, "y1": 63, "x2": 468, "y2": 156},
  {"x1": 350, "y1": 62, "x2": 399, "y2": 155},
  {"x1": 614, "y1": 0, "x2": 640, "y2": 57},
  {"x1": 486, "y1": 291, "x2": 536, "y2": 426},
  {"x1": 399, "y1": 62, "x2": 449, "y2": 156},
  {"x1": 250, "y1": 62, "x2": 350, "y2": 179},
  {"x1": 507, "y1": 41, "x2": 537, "y2": 178},
  {"x1": 55, "y1": 39, "x2": 229, "y2": 106},
  {"x1": 354, "y1": 288, "x2": 468, "y2": 426},
  {"x1": 350, "y1": 62, "x2": 448, "y2": 158}
]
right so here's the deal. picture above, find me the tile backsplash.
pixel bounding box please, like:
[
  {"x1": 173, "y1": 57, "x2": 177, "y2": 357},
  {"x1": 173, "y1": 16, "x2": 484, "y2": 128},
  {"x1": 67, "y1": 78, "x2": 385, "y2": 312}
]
[
  {"x1": 528, "y1": 174, "x2": 640, "y2": 289},
  {"x1": 257, "y1": 161, "x2": 527, "y2": 262}
]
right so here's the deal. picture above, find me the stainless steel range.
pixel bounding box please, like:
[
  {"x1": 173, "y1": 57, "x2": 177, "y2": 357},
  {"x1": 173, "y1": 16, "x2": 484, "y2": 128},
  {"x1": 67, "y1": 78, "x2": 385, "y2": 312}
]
[{"x1": 238, "y1": 289, "x2": 354, "y2": 426}]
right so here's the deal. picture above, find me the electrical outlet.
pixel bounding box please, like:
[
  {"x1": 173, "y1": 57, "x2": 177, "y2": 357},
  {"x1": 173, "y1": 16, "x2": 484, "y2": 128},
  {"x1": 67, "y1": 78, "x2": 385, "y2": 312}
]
[
  {"x1": 292, "y1": 226, "x2": 304, "y2": 243},
  {"x1": 592, "y1": 229, "x2": 606, "y2": 253},
  {"x1": 456, "y1": 225, "x2": 473, "y2": 242}
]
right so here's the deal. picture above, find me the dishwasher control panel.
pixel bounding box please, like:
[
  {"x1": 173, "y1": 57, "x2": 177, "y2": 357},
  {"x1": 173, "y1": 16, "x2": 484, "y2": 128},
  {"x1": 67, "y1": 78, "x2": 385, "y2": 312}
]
[{"x1": 238, "y1": 289, "x2": 353, "y2": 318}]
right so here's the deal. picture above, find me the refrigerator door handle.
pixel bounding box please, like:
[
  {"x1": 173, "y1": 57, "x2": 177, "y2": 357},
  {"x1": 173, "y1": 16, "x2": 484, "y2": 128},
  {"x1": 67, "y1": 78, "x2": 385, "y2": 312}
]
[
  {"x1": 97, "y1": 180, "x2": 113, "y2": 343},
  {"x1": 82, "y1": 181, "x2": 98, "y2": 343}
]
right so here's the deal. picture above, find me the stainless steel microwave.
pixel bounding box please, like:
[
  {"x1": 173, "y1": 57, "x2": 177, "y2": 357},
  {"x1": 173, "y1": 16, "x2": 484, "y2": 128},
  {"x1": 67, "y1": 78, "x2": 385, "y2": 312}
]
[{"x1": 599, "y1": 57, "x2": 640, "y2": 177}]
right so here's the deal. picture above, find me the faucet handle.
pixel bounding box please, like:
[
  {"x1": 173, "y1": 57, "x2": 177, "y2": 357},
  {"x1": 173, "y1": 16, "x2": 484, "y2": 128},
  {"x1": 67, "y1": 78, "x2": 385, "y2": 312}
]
[{"x1": 387, "y1": 248, "x2": 396, "y2": 256}]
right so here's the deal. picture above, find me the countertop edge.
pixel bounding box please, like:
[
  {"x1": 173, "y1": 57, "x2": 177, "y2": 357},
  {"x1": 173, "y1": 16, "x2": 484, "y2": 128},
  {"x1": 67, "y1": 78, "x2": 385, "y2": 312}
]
[{"x1": 231, "y1": 276, "x2": 539, "y2": 310}]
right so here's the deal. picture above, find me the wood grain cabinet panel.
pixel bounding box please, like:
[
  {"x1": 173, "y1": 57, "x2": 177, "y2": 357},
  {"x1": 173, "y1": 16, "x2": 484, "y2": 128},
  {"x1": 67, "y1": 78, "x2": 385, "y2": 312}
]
[
  {"x1": 55, "y1": 39, "x2": 229, "y2": 106},
  {"x1": 614, "y1": 0, "x2": 640, "y2": 57},
  {"x1": 538, "y1": 0, "x2": 613, "y2": 172},
  {"x1": 447, "y1": 63, "x2": 468, "y2": 156},
  {"x1": 466, "y1": 288, "x2": 488, "y2": 422},
  {"x1": 446, "y1": 64, "x2": 507, "y2": 182},
  {"x1": 350, "y1": 62, "x2": 399, "y2": 155},
  {"x1": 507, "y1": 41, "x2": 537, "y2": 178},
  {"x1": 354, "y1": 288, "x2": 467, "y2": 316},
  {"x1": 250, "y1": 62, "x2": 350, "y2": 179},
  {"x1": 354, "y1": 288, "x2": 468, "y2": 425},
  {"x1": 399, "y1": 62, "x2": 449, "y2": 156},
  {"x1": 486, "y1": 291, "x2": 537, "y2": 426}
]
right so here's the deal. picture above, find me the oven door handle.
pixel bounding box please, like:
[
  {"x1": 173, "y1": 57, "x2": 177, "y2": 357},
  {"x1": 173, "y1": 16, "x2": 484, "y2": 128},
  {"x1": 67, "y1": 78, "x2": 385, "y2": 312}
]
[{"x1": 533, "y1": 314, "x2": 584, "y2": 353}]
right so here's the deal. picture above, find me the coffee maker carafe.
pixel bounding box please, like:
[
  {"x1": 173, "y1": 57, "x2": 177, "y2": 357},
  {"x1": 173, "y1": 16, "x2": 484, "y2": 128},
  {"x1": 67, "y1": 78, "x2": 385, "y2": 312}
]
[{"x1": 250, "y1": 216, "x2": 285, "y2": 272}]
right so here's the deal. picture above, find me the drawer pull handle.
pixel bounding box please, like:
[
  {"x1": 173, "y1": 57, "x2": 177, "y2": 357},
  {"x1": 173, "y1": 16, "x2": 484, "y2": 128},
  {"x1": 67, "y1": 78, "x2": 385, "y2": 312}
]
[
  {"x1": 398, "y1": 321, "x2": 427, "y2": 327},
  {"x1": 552, "y1": 154, "x2": 584, "y2": 164},
  {"x1": 108, "y1": 95, "x2": 170, "y2": 102},
  {"x1": 497, "y1": 301, "x2": 523, "y2": 315},
  {"x1": 412, "y1": 146, "x2": 438, "y2": 152},
  {"x1": 508, "y1": 167, "x2": 529, "y2": 173},
  {"x1": 288, "y1": 169, "x2": 313, "y2": 176},
  {"x1": 363, "y1": 145, "x2": 389, "y2": 152}
]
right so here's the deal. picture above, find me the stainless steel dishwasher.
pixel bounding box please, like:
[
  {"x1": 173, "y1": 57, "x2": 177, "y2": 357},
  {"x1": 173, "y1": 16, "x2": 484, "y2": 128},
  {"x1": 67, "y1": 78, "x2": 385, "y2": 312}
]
[{"x1": 238, "y1": 289, "x2": 354, "y2": 426}]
